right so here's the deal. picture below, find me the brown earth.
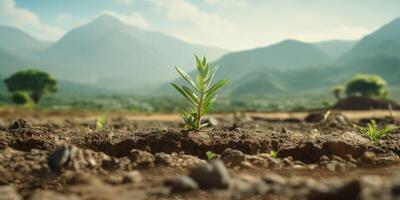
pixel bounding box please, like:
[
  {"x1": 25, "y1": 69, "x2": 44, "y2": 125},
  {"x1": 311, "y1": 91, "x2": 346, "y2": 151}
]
[{"x1": 0, "y1": 108, "x2": 400, "y2": 200}]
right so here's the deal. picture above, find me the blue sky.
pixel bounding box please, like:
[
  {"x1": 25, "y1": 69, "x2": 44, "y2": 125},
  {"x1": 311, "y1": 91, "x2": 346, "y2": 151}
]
[{"x1": 1, "y1": 0, "x2": 400, "y2": 50}]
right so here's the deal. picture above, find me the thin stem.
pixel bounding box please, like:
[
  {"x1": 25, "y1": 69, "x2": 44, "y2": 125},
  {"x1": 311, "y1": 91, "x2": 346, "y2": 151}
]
[{"x1": 196, "y1": 90, "x2": 204, "y2": 130}]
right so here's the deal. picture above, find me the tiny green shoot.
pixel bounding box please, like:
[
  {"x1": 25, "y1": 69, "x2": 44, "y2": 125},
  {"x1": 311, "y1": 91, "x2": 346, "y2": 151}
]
[
  {"x1": 95, "y1": 115, "x2": 107, "y2": 131},
  {"x1": 206, "y1": 151, "x2": 217, "y2": 160},
  {"x1": 353, "y1": 119, "x2": 398, "y2": 141},
  {"x1": 270, "y1": 150, "x2": 278, "y2": 158},
  {"x1": 171, "y1": 55, "x2": 228, "y2": 130}
]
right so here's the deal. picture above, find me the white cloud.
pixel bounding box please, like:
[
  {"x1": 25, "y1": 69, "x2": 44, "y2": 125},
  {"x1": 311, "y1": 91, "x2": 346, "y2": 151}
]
[
  {"x1": 204, "y1": 0, "x2": 246, "y2": 6},
  {"x1": 101, "y1": 11, "x2": 149, "y2": 29},
  {"x1": 115, "y1": 0, "x2": 133, "y2": 5},
  {"x1": 150, "y1": 0, "x2": 236, "y2": 48},
  {"x1": 0, "y1": 0, "x2": 64, "y2": 40},
  {"x1": 56, "y1": 14, "x2": 87, "y2": 30}
]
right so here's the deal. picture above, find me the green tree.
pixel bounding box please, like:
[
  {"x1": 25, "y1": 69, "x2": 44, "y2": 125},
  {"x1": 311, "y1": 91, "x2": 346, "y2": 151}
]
[
  {"x1": 4, "y1": 69, "x2": 58, "y2": 103},
  {"x1": 332, "y1": 85, "x2": 344, "y2": 101},
  {"x1": 345, "y1": 74, "x2": 387, "y2": 98},
  {"x1": 11, "y1": 91, "x2": 32, "y2": 105}
]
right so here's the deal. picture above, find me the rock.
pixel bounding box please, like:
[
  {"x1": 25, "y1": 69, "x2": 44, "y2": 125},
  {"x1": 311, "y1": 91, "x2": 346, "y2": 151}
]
[
  {"x1": 155, "y1": 152, "x2": 173, "y2": 166},
  {"x1": 307, "y1": 180, "x2": 361, "y2": 200},
  {"x1": 0, "y1": 185, "x2": 21, "y2": 200},
  {"x1": 202, "y1": 117, "x2": 219, "y2": 127},
  {"x1": 9, "y1": 119, "x2": 31, "y2": 130},
  {"x1": 221, "y1": 148, "x2": 245, "y2": 167},
  {"x1": 361, "y1": 152, "x2": 377, "y2": 164},
  {"x1": 165, "y1": 176, "x2": 199, "y2": 193},
  {"x1": 325, "y1": 161, "x2": 338, "y2": 172},
  {"x1": 128, "y1": 149, "x2": 155, "y2": 167},
  {"x1": 48, "y1": 145, "x2": 76, "y2": 173},
  {"x1": 48, "y1": 145, "x2": 105, "y2": 173},
  {"x1": 189, "y1": 160, "x2": 231, "y2": 190},
  {"x1": 122, "y1": 170, "x2": 143, "y2": 184},
  {"x1": 304, "y1": 112, "x2": 325, "y2": 123},
  {"x1": 262, "y1": 173, "x2": 286, "y2": 185},
  {"x1": 0, "y1": 120, "x2": 6, "y2": 131},
  {"x1": 231, "y1": 180, "x2": 270, "y2": 200}
]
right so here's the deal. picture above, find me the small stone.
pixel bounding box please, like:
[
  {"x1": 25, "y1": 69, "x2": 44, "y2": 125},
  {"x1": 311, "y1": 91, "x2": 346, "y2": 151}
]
[
  {"x1": 362, "y1": 152, "x2": 376, "y2": 164},
  {"x1": 128, "y1": 149, "x2": 155, "y2": 167},
  {"x1": 283, "y1": 157, "x2": 294, "y2": 166},
  {"x1": 155, "y1": 152, "x2": 173, "y2": 166},
  {"x1": 307, "y1": 180, "x2": 361, "y2": 200},
  {"x1": 9, "y1": 119, "x2": 31, "y2": 130},
  {"x1": 165, "y1": 176, "x2": 198, "y2": 192},
  {"x1": 189, "y1": 160, "x2": 231, "y2": 190},
  {"x1": 122, "y1": 170, "x2": 143, "y2": 184},
  {"x1": 262, "y1": 173, "x2": 286, "y2": 185},
  {"x1": 326, "y1": 161, "x2": 338, "y2": 171},
  {"x1": 221, "y1": 148, "x2": 245, "y2": 166},
  {"x1": 48, "y1": 145, "x2": 75, "y2": 173},
  {"x1": 202, "y1": 117, "x2": 219, "y2": 127},
  {"x1": 320, "y1": 155, "x2": 330, "y2": 161},
  {"x1": 331, "y1": 155, "x2": 345, "y2": 162},
  {"x1": 0, "y1": 185, "x2": 21, "y2": 200},
  {"x1": 0, "y1": 120, "x2": 7, "y2": 131}
]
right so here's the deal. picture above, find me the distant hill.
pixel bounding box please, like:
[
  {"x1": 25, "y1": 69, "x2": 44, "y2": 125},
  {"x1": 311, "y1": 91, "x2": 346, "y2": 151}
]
[
  {"x1": 34, "y1": 14, "x2": 227, "y2": 92},
  {"x1": 313, "y1": 40, "x2": 357, "y2": 59},
  {"x1": 0, "y1": 25, "x2": 51, "y2": 57},
  {"x1": 0, "y1": 48, "x2": 28, "y2": 75},
  {"x1": 204, "y1": 39, "x2": 332, "y2": 85},
  {"x1": 161, "y1": 39, "x2": 333, "y2": 95},
  {"x1": 340, "y1": 17, "x2": 400, "y2": 62}
]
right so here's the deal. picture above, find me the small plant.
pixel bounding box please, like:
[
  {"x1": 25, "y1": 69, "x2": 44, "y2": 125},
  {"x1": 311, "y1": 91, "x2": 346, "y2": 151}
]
[
  {"x1": 11, "y1": 91, "x2": 32, "y2": 106},
  {"x1": 353, "y1": 120, "x2": 398, "y2": 141},
  {"x1": 331, "y1": 85, "x2": 343, "y2": 101},
  {"x1": 95, "y1": 115, "x2": 107, "y2": 131},
  {"x1": 171, "y1": 55, "x2": 228, "y2": 130},
  {"x1": 270, "y1": 150, "x2": 278, "y2": 158},
  {"x1": 206, "y1": 151, "x2": 217, "y2": 160}
]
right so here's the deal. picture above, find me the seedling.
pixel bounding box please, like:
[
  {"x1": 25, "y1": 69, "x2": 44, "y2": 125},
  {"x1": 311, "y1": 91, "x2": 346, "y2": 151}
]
[
  {"x1": 270, "y1": 150, "x2": 278, "y2": 158},
  {"x1": 353, "y1": 119, "x2": 398, "y2": 141},
  {"x1": 206, "y1": 151, "x2": 217, "y2": 160},
  {"x1": 95, "y1": 115, "x2": 107, "y2": 131},
  {"x1": 171, "y1": 56, "x2": 228, "y2": 130}
]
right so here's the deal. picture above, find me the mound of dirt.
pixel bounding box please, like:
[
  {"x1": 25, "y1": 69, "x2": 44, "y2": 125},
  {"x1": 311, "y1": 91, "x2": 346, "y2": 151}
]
[{"x1": 332, "y1": 97, "x2": 399, "y2": 110}]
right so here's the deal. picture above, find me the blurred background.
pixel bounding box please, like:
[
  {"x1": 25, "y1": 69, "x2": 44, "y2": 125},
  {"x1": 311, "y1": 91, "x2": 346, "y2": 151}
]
[{"x1": 0, "y1": 0, "x2": 399, "y2": 113}]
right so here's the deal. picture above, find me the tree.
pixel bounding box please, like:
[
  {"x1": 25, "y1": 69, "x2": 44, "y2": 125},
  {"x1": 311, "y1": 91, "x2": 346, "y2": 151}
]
[
  {"x1": 345, "y1": 74, "x2": 387, "y2": 98},
  {"x1": 331, "y1": 85, "x2": 344, "y2": 101},
  {"x1": 11, "y1": 91, "x2": 31, "y2": 105},
  {"x1": 4, "y1": 69, "x2": 58, "y2": 103}
]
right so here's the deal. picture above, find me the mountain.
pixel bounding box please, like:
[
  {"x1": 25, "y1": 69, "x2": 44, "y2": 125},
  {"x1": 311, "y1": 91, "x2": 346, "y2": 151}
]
[
  {"x1": 340, "y1": 17, "x2": 400, "y2": 62},
  {"x1": 35, "y1": 15, "x2": 227, "y2": 92},
  {"x1": 0, "y1": 48, "x2": 28, "y2": 75},
  {"x1": 0, "y1": 25, "x2": 51, "y2": 57},
  {"x1": 161, "y1": 39, "x2": 332, "y2": 95},
  {"x1": 313, "y1": 40, "x2": 357, "y2": 59},
  {"x1": 216, "y1": 39, "x2": 330, "y2": 75}
]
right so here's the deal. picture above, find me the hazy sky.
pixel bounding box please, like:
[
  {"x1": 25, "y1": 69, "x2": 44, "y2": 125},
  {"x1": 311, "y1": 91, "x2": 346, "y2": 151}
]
[{"x1": 1, "y1": 0, "x2": 399, "y2": 50}]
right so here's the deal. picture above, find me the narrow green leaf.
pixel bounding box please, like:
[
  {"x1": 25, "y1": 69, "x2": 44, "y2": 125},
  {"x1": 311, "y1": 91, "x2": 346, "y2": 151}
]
[
  {"x1": 206, "y1": 78, "x2": 228, "y2": 94},
  {"x1": 175, "y1": 67, "x2": 199, "y2": 91},
  {"x1": 202, "y1": 56, "x2": 207, "y2": 66},
  {"x1": 171, "y1": 83, "x2": 197, "y2": 105},
  {"x1": 205, "y1": 65, "x2": 220, "y2": 88},
  {"x1": 182, "y1": 86, "x2": 198, "y2": 103}
]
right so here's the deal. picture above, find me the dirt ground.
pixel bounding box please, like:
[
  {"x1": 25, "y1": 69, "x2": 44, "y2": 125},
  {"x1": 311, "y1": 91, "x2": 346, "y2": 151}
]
[{"x1": 0, "y1": 108, "x2": 400, "y2": 200}]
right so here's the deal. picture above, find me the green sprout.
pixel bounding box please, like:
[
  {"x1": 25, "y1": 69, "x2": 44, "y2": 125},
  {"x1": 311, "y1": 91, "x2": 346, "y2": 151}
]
[
  {"x1": 171, "y1": 55, "x2": 228, "y2": 130},
  {"x1": 206, "y1": 151, "x2": 217, "y2": 160},
  {"x1": 353, "y1": 119, "x2": 398, "y2": 141},
  {"x1": 95, "y1": 115, "x2": 107, "y2": 131},
  {"x1": 270, "y1": 150, "x2": 278, "y2": 158}
]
